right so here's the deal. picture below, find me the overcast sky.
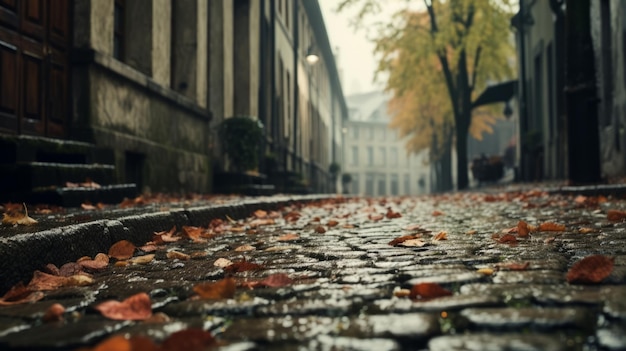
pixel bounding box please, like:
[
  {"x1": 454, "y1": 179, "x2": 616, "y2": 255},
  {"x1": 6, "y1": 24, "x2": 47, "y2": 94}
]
[{"x1": 318, "y1": 0, "x2": 383, "y2": 97}]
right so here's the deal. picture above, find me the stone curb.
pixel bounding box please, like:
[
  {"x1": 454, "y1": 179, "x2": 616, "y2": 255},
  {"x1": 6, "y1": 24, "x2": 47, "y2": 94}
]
[{"x1": 0, "y1": 194, "x2": 336, "y2": 294}]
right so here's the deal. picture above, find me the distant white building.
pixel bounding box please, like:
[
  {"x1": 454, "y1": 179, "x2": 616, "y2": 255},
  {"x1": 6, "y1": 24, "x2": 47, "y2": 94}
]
[{"x1": 343, "y1": 91, "x2": 431, "y2": 196}]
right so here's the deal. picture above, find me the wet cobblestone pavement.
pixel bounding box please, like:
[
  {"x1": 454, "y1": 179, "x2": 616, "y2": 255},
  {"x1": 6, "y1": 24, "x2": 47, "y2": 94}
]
[{"x1": 1, "y1": 190, "x2": 626, "y2": 350}]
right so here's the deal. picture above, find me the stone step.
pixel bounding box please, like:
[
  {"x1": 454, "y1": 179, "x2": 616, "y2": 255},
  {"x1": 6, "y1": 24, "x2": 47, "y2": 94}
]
[
  {"x1": 28, "y1": 183, "x2": 138, "y2": 206},
  {"x1": 0, "y1": 134, "x2": 114, "y2": 165}
]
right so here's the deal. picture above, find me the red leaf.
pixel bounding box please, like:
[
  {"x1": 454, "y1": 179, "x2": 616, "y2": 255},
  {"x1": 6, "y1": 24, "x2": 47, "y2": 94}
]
[
  {"x1": 566, "y1": 255, "x2": 614, "y2": 284},
  {"x1": 314, "y1": 225, "x2": 326, "y2": 233},
  {"x1": 409, "y1": 283, "x2": 452, "y2": 300},
  {"x1": 108, "y1": 240, "x2": 136, "y2": 260},
  {"x1": 517, "y1": 220, "x2": 530, "y2": 237},
  {"x1": 258, "y1": 273, "x2": 293, "y2": 288},
  {"x1": 94, "y1": 292, "x2": 152, "y2": 320},
  {"x1": 386, "y1": 208, "x2": 402, "y2": 219},
  {"x1": 0, "y1": 282, "x2": 44, "y2": 306},
  {"x1": 161, "y1": 328, "x2": 217, "y2": 351},
  {"x1": 498, "y1": 234, "x2": 518, "y2": 244},
  {"x1": 223, "y1": 259, "x2": 264, "y2": 273},
  {"x1": 607, "y1": 209, "x2": 626, "y2": 221},
  {"x1": 193, "y1": 278, "x2": 236, "y2": 299},
  {"x1": 42, "y1": 303, "x2": 65, "y2": 323},
  {"x1": 78, "y1": 253, "x2": 109, "y2": 272}
]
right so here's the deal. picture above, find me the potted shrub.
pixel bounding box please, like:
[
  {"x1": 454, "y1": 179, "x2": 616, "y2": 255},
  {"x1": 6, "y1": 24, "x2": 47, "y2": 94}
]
[{"x1": 219, "y1": 116, "x2": 263, "y2": 172}]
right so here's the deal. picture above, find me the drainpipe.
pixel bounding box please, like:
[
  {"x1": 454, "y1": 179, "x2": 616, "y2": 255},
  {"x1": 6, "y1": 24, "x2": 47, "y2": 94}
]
[{"x1": 292, "y1": 0, "x2": 300, "y2": 173}]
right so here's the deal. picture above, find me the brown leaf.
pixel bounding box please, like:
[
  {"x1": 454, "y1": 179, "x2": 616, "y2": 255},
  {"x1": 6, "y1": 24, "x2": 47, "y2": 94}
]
[
  {"x1": 223, "y1": 259, "x2": 264, "y2": 273},
  {"x1": 432, "y1": 210, "x2": 444, "y2": 217},
  {"x1": 409, "y1": 283, "x2": 452, "y2": 300},
  {"x1": 386, "y1": 208, "x2": 402, "y2": 219},
  {"x1": 0, "y1": 282, "x2": 44, "y2": 306},
  {"x1": 213, "y1": 258, "x2": 233, "y2": 268},
  {"x1": 42, "y1": 303, "x2": 65, "y2": 323},
  {"x1": 496, "y1": 262, "x2": 530, "y2": 271},
  {"x1": 152, "y1": 226, "x2": 180, "y2": 244},
  {"x1": 166, "y1": 251, "x2": 190, "y2": 260},
  {"x1": 78, "y1": 253, "x2": 109, "y2": 272},
  {"x1": 369, "y1": 213, "x2": 384, "y2": 221},
  {"x1": 59, "y1": 262, "x2": 84, "y2": 277},
  {"x1": 253, "y1": 209, "x2": 267, "y2": 218},
  {"x1": 607, "y1": 209, "x2": 626, "y2": 222},
  {"x1": 249, "y1": 218, "x2": 275, "y2": 227},
  {"x1": 234, "y1": 244, "x2": 256, "y2": 252},
  {"x1": 27, "y1": 271, "x2": 71, "y2": 291},
  {"x1": 314, "y1": 225, "x2": 326, "y2": 234},
  {"x1": 566, "y1": 255, "x2": 614, "y2": 284},
  {"x1": 109, "y1": 240, "x2": 136, "y2": 260},
  {"x1": 90, "y1": 335, "x2": 131, "y2": 351},
  {"x1": 498, "y1": 234, "x2": 518, "y2": 244},
  {"x1": 2, "y1": 203, "x2": 38, "y2": 226},
  {"x1": 161, "y1": 328, "x2": 217, "y2": 351},
  {"x1": 181, "y1": 226, "x2": 206, "y2": 243},
  {"x1": 388, "y1": 234, "x2": 422, "y2": 246},
  {"x1": 517, "y1": 220, "x2": 530, "y2": 237},
  {"x1": 129, "y1": 254, "x2": 155, "y2": 265},
  {"x1": 326, "y1": 220, "x2": 339, "y2": 227},
  {"x1": 94, "y1": 292, "x2": 152, "y2": 320},
  {"x1": 277, "y1": 233, "x2": 300, "y2": 241},
  {"x1": 193, "y1": 278, "x2": 236, "y2": 299},
  {"x1": 257, "y1": 273, "x2": 293, "y2": 288},
  {"x1": 432, "y1": 231, "x2": 448, "y2": 241},
  {"x1": 399, "y1": 239, "x2": 426, "y2": 247},
  {"x1": 578, "y1": 227, "x2": 597, "y2": 234},
  {"x1": 538, "y1": 222, "x2": 566, "y2": 232}
]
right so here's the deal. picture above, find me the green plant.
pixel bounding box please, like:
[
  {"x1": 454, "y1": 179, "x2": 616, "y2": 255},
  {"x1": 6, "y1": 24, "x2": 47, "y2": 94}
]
[
  {"x1": 341, "y1": 173, "x2": 352, "y2": 184},
  {"x1": 219, "y1": 116, "x2": 264, "y2": 172},
  {"x1": 329, "y1": 162, "x2": 341, "y2": 178}
]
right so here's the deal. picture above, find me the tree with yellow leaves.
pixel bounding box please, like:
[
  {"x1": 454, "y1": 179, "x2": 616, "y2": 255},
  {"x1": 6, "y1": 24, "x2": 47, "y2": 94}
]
[{"x1": 338, "y1": 0, "x2": 515, "y2": 190}]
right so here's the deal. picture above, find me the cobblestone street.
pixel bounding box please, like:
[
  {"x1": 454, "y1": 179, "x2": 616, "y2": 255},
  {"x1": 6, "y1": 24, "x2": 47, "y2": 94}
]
[{"x1": 1, "y1": 189, "x2": 626, "y2": 350}]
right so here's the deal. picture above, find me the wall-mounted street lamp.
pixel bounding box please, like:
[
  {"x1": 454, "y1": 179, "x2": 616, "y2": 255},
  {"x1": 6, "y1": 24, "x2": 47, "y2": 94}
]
[{"x1": 306, "y1": 45, "x2": 320, "y2": 65}]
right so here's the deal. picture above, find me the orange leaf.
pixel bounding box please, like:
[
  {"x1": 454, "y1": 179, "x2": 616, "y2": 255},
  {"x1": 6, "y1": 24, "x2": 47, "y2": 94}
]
[
  {"x1": 27, "y1": 271, "x2": 71, "y2": 291},
  {"x1": 181, "y1": 226, "x2": 206, "y2": 243},
  {"x1": 152, "y1": 226, "x2": 180, "y2": 244},
  {"x1": 249, "y1": 218, "x2": 275, "y2": 227},
  {"x1": 517, "y1": 220, "x2": 530, "y2": 237},
  {"x1": 607, "y1": 209, "x2": 626, "y2": 221},
  {"x1": 78, "y1": 253, "x2": 109, "y2": 272},
  {"x1": 193, "y1": 278, "x2": 236, "y2": 299},
  {"x1": 166, "y1": 250, "x2": 190, "y2": 260},
  {"x1": 161, "y1": 328, "x2": 217, "y2": 351},
  {"x1": 498, "y1": 234, "x2": 518, "y2": 244},
  {"x1": 91, "y1": 335, "x2": 131, "y2": 351},
  {"x1": 94, "y1": 292, "x2": 152, "y2": 320},
  {"x1": 253, "y1": 209, "x2": 268, "y2": 218},
  {"x1": 0, "y1": 282, "x2": 44, "y2": 306},
  {"x1": 566, "y1": 255, "x2": 614, "y2": 284},
  {"x1": 109, "y1": 240, "x2": 136, "y2": 260},
  {"x1": 432, "y1": 210, "x2": 444, "y2": 217},
  {"x1": 42, "y1": 303, "x2": 65, "y2": 323},
  {"x1": 409, "y1": 283, "x2": 452, "y2": 300},
  {"x1": 433, "y1": 231, "x2": 448, "y2": 241},
  {"x1": 538, "y1": 222, "x2": 565, "y2": 232},
  {"x1": 2, "y1": 203, "x2": 38, "y2": 225},
  {"x1": 389, "y1": 234, "x2": 422, "y2": 246}
]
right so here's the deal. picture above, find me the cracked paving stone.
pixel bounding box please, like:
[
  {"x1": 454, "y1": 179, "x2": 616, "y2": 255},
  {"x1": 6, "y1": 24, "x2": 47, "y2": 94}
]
[
  {"x1": 428, "y1": 332, "x2": 586, "y2": 351},
  {"x1": 460, "y1": 307, "x2": 594, "y2": 330}
]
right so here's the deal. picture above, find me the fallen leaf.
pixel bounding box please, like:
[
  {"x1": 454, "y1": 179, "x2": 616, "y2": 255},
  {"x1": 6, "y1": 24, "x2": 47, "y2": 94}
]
[
  {"x1": 409, "y1": 283, "x2": 453, "y2": 300},
  {"x1": 234, "y1": 244, "x2": 256, "y2": 252},
  {"x1": 214, "y1": 258, "x2": 233, "y2": 268},
  {"x1": 477, "y1": 268, "x2": 494, "y2": 275},
  {"x1": 0, "y1": 283, "x2": 44, "y2": 306},
  {"x1": 181, "y1": 226, "x2": 206, "y2": 243},
  {"x1": 386, "y1": 208, "x2": 402, "y2": 219},
  {"x1": 393, "y1": 288, "x2": 411, "y2": 297},
  {"x1": 566, "y1": 255, "x2": 614, "y2": 284},
  {"x1": 253, "y1": 209, "x2": 267, "y2": 219},
  {"x1": 166, "y1": 251, "x2": 190, "y2": 260},
  {"x1": 27, "y1": 271, "x2": 72, "y2": 291},
  {"x1": 94, "y1": 292, "x2": 152, "y2": 320},
  {"x1": 144, "y1": 312, "x2": 171, "y2": 324},
  {"x1": 369, "y1": 213, "x2": 384, "y2": 221},
  {"x1": 257, "y1": 273, "x2": 293, "y2": 288},
  {"x1": 404, "y1": 224, "x2": 423, "y2": 231},
  {"x1": 433, "y1": 231, "x2": 448, "y2": 241},
  {"x1": 129, "y1": 254, "x2": 155, "y2": 265},
  {"x1": 152, "y1": 226, "x2": 180, "y2": 244},
  {"x1": 223, "y1": 259, "x2": 264, "y2": 273},
  {"x1": 161, "y1": 328, "x2": 217, "y2": 351},
  {"x1": 466, "y1": 230, "x2": 478, "y2": 235},
  {"x1": 139, "y1": 244, "x2": 159, "y2": 253},
  {"x1": 538, "y1": 222, "x2": 566, "y2": 232},
  {"x1": 109, "y1": 240, "x2": 136, "y2": 260},
  {"x1": 607, "y1": 209, "x2": 626, "y2": 221},
  {"x1": 498, "y1": 234, "x2": 518, "y2": 244},
  {"x1": 249, "y1": 218, "x2": 275, "y2": 227},
  {"x1": 42, "y1": 303, "x2": 65, "y2": 323},
  {"x1": 399, "y1": 239, "x2": 426, "y2": 247},
  {"x1": 314, "y1": 225, "x2": 326, "y2": 234},
  {"x1": 193, "y1": 278, "x2": 236, "y2": 299},
  {"x1": 90, "y1": 335, "x2": 131, "y2": 351},
  {"x1": 327, "y1": 220, "x2": 339, "y2": 227},
  {"x1": 432, "y1": 210, "x2": 444, "y2": 217},
  {"x1": 2, "y1": 203, "x2": 38, "y2": 226},
  {"x1": 78, "y1": 253, "x2": 110, "y2": 271},
  {"x1": 517, "y1": 220, "x2": 530, "y2": 237},
  {"x1": 277, "y1": 233, "x2": 300, "y2": 241},
  {"x1": 389, "y1": 234, "x2": 422, "y2": 246},
  {"x1": 59, "y1": 262, "x2": 84, "y2": 277},
  {"x1": 578, "y1": 227, "x2": 597, "y2": 234}
]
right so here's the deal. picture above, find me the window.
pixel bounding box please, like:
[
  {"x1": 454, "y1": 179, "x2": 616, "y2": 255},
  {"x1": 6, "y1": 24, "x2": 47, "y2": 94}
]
[
  {"x1": 378, "y1": 128, "x2": 385, "y2": 141},
  {"x1": 351, "y1": 146, "x2": 359, "y2": 165},
  {"x1": 113, "y1": 0, "x2": 125, "y2": 60},
  {"x1": 391, "y1": 174, "x2": 399, "y2": 195},
  {"x1": 378, "y1": 147, "x2": 386, "y2": 166},
  {"x1": 377, "y1": 174, "x2": 386, "y2": 195},
  {"x1": 418, "y1": 175, "x2": 426, "y2": 193},
  {"x1": 350, "y1": 126, "x2": 359, "y2": 139},
  {"x1": 366, "y1": 146, "x2": 373, "y2": 166},
  {"x1": 365, "y1": 174, "x2": 374, "y2": 196},
  {"x1": 390, "y1": 147, "x2": 398, "y2": 167}
]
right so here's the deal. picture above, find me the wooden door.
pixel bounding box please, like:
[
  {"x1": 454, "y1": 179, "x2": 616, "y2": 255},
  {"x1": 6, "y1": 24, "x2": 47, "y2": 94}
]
[{"x1": 0, "y1": 0, "x2": 70, "y2": 138}]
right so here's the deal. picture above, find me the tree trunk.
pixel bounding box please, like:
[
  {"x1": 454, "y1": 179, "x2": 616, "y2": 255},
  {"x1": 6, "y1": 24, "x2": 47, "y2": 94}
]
[
  {"x1": 455, "y1": 122, "x2": 469, "y2": 190},
  {"x1": 440, "y1": 143, "x2": 453, "y2": 191}
]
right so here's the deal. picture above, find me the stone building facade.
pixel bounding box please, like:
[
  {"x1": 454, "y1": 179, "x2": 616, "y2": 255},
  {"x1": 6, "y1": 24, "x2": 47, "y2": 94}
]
[
  {"x1": 0, "y1": 0, "x2": 346, "y2": 197},
  {"x1": 343, "y1": 91, "x2": 430, "y2": 196}
]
